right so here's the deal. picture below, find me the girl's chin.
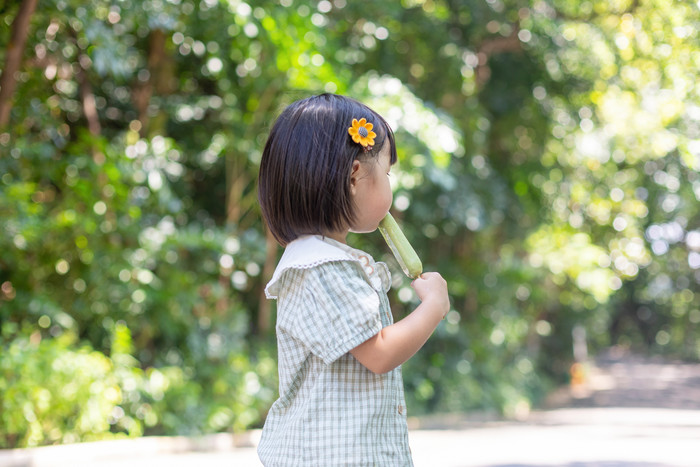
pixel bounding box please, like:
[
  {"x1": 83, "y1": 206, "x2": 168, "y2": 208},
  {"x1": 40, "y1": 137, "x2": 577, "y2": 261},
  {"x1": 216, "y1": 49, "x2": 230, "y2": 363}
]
[{"x1": 349, "y1": 225, "x2": 380, "y2": 234}]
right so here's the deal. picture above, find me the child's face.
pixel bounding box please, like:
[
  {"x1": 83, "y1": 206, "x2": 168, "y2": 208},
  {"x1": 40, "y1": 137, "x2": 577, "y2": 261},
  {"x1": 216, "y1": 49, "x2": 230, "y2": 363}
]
[{"x1": 349, "y1": 142, "x2": 394, "y2": 234}]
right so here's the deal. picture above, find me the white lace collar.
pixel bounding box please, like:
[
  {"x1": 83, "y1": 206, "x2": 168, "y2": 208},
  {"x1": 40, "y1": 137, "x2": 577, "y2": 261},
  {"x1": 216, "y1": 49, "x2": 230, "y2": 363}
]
[{"x1": 265, "y1": 235, "x2": 390, "y2": 299}]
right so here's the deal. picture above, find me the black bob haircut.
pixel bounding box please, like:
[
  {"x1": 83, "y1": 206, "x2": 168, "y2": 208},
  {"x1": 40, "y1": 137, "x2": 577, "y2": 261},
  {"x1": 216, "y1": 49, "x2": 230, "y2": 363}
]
[{"x1": 258, "y1": 94, "x2": 397, "y2": 247}]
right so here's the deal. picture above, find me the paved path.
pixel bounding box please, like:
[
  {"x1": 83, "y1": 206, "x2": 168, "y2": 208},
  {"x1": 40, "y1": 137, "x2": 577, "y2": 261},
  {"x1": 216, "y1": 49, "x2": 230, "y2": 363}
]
[{"x1": 3, "y1": 350, "x2": 699, "y2": 467}]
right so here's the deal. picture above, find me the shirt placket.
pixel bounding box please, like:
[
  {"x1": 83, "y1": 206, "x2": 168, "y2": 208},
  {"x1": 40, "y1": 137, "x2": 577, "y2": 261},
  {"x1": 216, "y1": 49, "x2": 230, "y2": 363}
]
[
  {"x1": 358, "y1": 254, "x2": 392, "y2": 325},
  {"x1": 354, "y1": 250, "x2": 404, "y2": 422}
]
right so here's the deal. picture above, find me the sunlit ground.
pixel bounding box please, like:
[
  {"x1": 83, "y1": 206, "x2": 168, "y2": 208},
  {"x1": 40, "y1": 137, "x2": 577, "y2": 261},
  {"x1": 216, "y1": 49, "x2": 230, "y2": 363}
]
[{"x1": 411, "y1": 408, "x2": 700, "y2": 467}]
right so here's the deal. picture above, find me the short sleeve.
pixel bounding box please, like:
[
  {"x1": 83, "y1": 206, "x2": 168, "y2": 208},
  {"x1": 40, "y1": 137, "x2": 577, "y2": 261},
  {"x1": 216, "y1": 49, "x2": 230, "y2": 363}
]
[{"x1": 276, "y1": 261, "x2": 383, "y2": 365}]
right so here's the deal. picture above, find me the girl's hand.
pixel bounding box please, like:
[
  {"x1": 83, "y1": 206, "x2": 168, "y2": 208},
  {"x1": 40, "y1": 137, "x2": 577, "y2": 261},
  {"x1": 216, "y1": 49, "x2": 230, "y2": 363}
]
[{"x1": 411, "y1": 272, "x2": 450, "y2": 319}]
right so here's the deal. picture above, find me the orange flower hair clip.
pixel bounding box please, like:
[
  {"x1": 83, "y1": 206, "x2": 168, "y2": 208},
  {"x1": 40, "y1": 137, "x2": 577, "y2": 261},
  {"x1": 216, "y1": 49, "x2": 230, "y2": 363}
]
[{"x1": 348, "y1": 118, "x2": 376, "y2": 152}]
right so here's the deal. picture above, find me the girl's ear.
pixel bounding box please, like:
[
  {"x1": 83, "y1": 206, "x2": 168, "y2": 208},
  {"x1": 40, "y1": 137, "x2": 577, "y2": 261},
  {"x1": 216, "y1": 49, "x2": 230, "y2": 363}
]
[{"x1": 350, "y1": 159, "x2": 361, "y2": 195}]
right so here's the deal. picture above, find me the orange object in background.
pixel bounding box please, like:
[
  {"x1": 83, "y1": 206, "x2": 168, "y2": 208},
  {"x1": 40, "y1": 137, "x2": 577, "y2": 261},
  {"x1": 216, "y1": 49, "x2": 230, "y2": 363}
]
[{"x1": 570, "y1": 362, "x2": 586, "y2": 387}]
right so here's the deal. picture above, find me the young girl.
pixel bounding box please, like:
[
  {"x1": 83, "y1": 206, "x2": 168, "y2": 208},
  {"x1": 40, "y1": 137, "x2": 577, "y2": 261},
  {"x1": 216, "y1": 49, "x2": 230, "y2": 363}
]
[{"x1": 257, "y1": 94, "x2": 449, "y2": 466}]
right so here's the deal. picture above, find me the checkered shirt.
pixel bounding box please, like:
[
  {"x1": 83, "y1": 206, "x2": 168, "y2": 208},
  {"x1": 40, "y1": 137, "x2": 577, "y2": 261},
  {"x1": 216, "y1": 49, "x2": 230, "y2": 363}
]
[{"x1": 257, "y1": 236, "x2": 413, "y2": 466}]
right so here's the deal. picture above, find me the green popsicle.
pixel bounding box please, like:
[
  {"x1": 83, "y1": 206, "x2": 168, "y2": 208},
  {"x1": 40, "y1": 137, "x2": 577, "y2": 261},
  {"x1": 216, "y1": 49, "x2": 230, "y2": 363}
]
[{"x1": 378, "y1": 212, "x2": 423, "y2": 279}]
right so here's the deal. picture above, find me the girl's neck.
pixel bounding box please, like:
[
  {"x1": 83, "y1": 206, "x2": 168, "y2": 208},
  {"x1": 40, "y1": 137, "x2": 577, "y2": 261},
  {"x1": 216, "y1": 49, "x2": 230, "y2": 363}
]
[{"x1": 324, "y1": 230, "x2": 348, "y2": 244}]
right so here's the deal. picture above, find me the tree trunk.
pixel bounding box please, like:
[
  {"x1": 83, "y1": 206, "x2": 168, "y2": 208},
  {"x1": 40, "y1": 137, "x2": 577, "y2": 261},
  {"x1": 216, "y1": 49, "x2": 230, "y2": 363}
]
[
  {"x1": 0, "y1": 0, "x2": 39, "y2": 130},
  {"x1": 66, "y1": 25, "x2": 105, "y2": 164},
  {"x1": 258, "y1": 230, "x2": 278, "y2": 333},
  {"x1": 77, "y1": 58, "x2": 101, "y2": 137},
  {"x1": 132, "y1": 29, "x2": 173, "y2": 137}
]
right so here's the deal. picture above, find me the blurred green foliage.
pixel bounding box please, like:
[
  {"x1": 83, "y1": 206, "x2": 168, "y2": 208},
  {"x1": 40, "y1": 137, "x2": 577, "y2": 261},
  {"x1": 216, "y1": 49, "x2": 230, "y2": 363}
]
[{"x1": 1, "y1": 0, "x2": 698, "y2": 448}]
